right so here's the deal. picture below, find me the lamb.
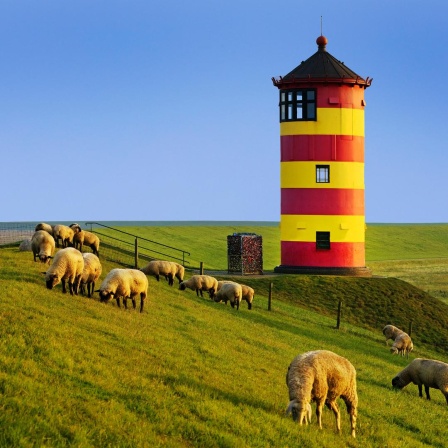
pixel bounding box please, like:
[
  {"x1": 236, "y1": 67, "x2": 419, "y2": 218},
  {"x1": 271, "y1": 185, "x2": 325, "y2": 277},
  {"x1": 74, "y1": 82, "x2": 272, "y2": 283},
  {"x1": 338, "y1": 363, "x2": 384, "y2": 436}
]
[
  {"x1": 392, "y1": 358, "x2": 448, "y2": 404},
  {"x1": 213, "y1": 281, "x2": 243, "y2": 310},
  {"x1": 390, "y1": 332, "x2": 414, "y2": 358},
  {"x1": 35, "y1": 222, "x2": 54, "y2": 236},
  {"x1": 43, "y1": 247, "x2": 84, "y2": 295},
  {"x1": 140, "y1": 260, "x2": 184, "y2": 286},
  {"x1": 286, "y1": 350, "x2": 358, "y2": 438},
  {"x1": 79, "y1": 253, "x2": 102, "y2": 298},
  {"x1": 31, "y1": 230, "x2": 56, "y2": 264},
  {"x1": 96, "y1": 268, "x2": 148, "y2": 313},
  {"x1": 52, "y1": 224, "x2": 76, "y2": 248},
  {"x1": 382, "y1": 324, "x2": 413, "y2": 357},
  {"x1": 72, "y1": 230, "x2": 100, "y2": 256},
  {"x1": 179, "y1": 275, "x2": 218, "y2": 299}
]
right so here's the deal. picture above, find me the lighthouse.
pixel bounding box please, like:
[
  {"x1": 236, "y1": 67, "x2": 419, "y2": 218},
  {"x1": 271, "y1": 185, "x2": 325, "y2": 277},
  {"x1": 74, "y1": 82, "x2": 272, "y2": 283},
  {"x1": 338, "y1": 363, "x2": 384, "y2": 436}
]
[{"x1": 272, "y1": 35, "x2": 372, "y2": 275}]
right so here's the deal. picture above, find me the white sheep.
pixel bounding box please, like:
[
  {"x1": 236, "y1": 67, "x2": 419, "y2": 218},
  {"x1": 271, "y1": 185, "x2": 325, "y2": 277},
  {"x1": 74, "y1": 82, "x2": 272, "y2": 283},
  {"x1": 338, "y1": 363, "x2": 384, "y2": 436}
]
[
  {"x1": 96, "y1": 268, "x2": 148, "y2": 313},
  {"x1": 241, "y1": 284, "x2": 255, "y2": 310},
  {"x1": 140, "y1": 260, "x2": 184, "y2": 286},
  {"x1": 392, "y1": 358, "x2": 448, "y2": 404},
  {"x1": 179, "y1": 275, "x2": 218, "y2": 299},
  {"x1": 44, "y1": 247, "x2": 84, "y2": 295},
  {"x1": 382, "y1": 324, "x2": 413, "y2": 357},
  {"x1": 79, "y1": 253, "x2": 102, "y2": 298},
  {"x1": 31, "y1": 230, "x2": 56, "y2": 264},
  {"x1": 73, "y1": 230, "x2": 100, "y2": 256},
  {"x1": 217, "y1": 281, "x2": 254, "y2": 310},
  {"x1": 390, "y1": 332, "x2": 414, "y2": 358},
  {"x1": 35, "y1": 222, "x2": 54, "y2": 236},
  {"x1": 286, "y1": 350, "x2": 358, "y2": 438},
  {"x1": 53, "y1": 224, "x2": 76, "y2": 248},
  {"x1": 213, "y1": 281, "x2": 243, "y2": 310}
]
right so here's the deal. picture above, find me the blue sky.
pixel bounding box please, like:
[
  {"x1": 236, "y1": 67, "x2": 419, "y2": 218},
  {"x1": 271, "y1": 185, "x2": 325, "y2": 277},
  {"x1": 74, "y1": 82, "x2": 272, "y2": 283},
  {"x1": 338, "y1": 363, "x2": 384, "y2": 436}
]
[{"x1": 1, "y1": 0, "x2": 447, "y2": 223}]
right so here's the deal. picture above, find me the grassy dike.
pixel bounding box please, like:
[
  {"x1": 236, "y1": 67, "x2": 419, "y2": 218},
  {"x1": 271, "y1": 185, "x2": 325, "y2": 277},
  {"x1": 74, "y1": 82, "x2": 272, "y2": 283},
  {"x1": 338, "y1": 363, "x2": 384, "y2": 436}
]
[{"x1": 1, "y1": 224, "x2": 448, "y2": 447}]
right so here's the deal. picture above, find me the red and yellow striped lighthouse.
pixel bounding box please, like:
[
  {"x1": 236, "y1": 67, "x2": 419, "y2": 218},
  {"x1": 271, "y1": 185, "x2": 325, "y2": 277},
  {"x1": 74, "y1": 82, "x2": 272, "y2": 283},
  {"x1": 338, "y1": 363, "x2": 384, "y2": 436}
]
[{"x1": 272, "y1": 35, "x2": 372, "y2": 275}]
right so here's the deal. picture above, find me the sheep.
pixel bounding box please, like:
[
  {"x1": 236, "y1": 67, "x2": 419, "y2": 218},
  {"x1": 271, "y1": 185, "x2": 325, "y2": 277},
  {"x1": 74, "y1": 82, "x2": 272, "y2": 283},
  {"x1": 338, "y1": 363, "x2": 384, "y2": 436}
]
[
  {"x1": 390, "y1": 332, "x2": 414, "y2": 358},
  {"x1": 213, "y1": 281, "x2": 243, "y2": 310},
  {"x1": 217, "y1": 281, "x2": 254, "y2": 310},
  {"x1": 79, "y1": 253, "x2": 102, "y2": 298},
  {"x1": 43, "y1": 247, "x2": 84, "y2": 295},
  {"x1": 140, "y1": 260, "x2": 184, "y2": 286},
  {"x1": 382, "y1": 324, "x2": 413, "y2": 357},
  {"x1": 31, "y1": 230, "x2": 56, "y2": 264},
  {"x1": 96, "y1": 268, "x2": 148, "y2": 313},
  {"x1": 241, "y1": 284, "x2": 255, "y2": 310},
  {"x1": 286, "y1": 350, "x2": 358, "y2": 438},
  {"x1": 382, "y1": 324, "x2": 405, "y2": 345},
  {"x1": 72, "y1": 230, "x2": 100, "y2": 256},
  {"x1": 35, "y1": 222, "x2": 54, "y2": 236},
  {"x1": 179, "y1": 275, "x2": 218, "y2": 299},
  {"x1": 392, "y1": 358, "x2": 448, "y2": 404},
  {"x1": 52, "y1": 224, "x2": 76, "y2": 248}
]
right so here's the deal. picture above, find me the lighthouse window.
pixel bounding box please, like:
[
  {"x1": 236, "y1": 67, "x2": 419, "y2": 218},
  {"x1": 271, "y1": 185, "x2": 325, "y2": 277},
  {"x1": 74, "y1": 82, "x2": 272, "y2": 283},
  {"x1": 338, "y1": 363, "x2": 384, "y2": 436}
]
[
  {"x1": 316, "y1": 165, "x2": 329, "y2": 183},
  {"x1": 279, "y1": 88, "x2": 316, "y2": 122},
  {"x1": 316, "y1": 232, "x2": 330, "y2": 250}
]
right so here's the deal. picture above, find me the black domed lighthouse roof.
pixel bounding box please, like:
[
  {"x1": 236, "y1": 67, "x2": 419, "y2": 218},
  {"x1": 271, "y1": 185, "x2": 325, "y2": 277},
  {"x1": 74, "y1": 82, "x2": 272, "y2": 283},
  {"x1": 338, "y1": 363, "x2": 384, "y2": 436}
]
[{"x1": 272, "y1": 36, "x2": 372, "y2": 88}]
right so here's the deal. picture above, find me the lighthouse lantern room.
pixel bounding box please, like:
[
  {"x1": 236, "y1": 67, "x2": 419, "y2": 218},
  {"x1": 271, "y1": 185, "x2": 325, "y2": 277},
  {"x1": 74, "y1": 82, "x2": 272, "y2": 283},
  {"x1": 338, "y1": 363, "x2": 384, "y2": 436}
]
[{"x1": 272, "y1": 35, "x2": 372, "y2": 275}]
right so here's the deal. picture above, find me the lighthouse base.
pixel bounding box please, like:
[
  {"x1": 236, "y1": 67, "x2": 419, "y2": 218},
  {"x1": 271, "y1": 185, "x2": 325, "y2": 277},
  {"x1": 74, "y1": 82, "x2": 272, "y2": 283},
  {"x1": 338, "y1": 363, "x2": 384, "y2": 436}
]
[{"x1": 274, "y1": 265, "x2": 372, "y2": 277}]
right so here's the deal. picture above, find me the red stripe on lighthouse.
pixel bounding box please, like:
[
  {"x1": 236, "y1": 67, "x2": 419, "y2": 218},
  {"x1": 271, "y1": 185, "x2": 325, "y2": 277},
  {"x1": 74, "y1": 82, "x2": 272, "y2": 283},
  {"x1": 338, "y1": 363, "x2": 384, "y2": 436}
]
[
  {"x1": 281, "y1": 188, "x2": 365, "y2": 215},
  {"x1": 281, "y1": 135, "x2": 364, "y2": 162}
]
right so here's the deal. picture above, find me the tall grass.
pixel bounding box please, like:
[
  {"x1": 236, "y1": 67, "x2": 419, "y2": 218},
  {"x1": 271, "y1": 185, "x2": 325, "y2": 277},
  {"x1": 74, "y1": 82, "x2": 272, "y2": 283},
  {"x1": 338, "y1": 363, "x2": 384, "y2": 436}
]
[{"x1": 1, "y1": 224, "x2": 448, "y2": 447}]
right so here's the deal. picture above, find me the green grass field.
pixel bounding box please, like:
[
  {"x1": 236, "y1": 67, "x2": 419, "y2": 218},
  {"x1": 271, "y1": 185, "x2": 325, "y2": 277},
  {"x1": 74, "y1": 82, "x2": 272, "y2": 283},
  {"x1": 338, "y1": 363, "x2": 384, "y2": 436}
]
[{"x1": 1, "y1": 223, "x2": 448, "y2": 447}]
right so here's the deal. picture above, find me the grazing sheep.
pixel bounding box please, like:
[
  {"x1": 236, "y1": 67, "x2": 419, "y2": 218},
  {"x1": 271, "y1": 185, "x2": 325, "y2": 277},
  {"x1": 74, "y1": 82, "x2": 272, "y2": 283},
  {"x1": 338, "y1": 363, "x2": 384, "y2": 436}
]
[
  {"x1": 31, "y1": 230, "x2": 56, "y2": 264},
  {"x1": 53, "y1": 224, "x2": 76, "y2": 248},
  {"x1": 35, "y1": 222, "x2": 54, "y2": 236},
  {"x1": 390, "y1": 332, "x2": 414, "y2": 358},
  {"x1": 44, "y1": 247, "x2": 84, "y2": 295},
  {"x1": 213, "y1": 281, "x2": 243, "y2": 310},
  {"x1": 96, "y1": 268, "x2": 148, "y2": 313},
  {"x1": 73, "y1": 230, "x2": 100, "y2": 256},
  {"x1": 382, "y1": 325, "x2": 413, "y2": 357},
  {"x1": 179, "y1": 275, "x2": 218, "y2": 299},
  {"x1": 392, "y1": 358, "x2": 448, "y2": 404},
  {"x1": 383, "y1": 325, "x2": 405, "y2": 345},
  {"x1": 79, "y1": 253, "x2": 102, "y2": 298},
  {"x1": 241, "y1": 284, "x2": 255, "y2": 310},
  {"x1": 286, "y1": 350, "x2": 358, "y2": 438},
  {"x1": 217, "y1": 281, "x2": 254, "y2": 310},
  {"x1": 140, "y1": 260, "x2": 184, "y2": 286}
]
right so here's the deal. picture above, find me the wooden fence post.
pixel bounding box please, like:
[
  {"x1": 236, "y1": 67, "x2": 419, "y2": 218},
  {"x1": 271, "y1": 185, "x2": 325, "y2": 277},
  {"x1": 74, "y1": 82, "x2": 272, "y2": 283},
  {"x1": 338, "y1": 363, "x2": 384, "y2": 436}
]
[
  {"x1": 408, "y1": 320, "x2": 413, "y2": 336},
  {"x1": 336, "y1": 300, "x2": 343, "y2": 329},
  {"x1": 134, "y1": 238, "x2": 138, "y2": 268},
  {"x1": 200, "y1": 262, "x2": 204, "y2": 275},
  {"x1": 268, "y1": 282, "x2": 273, "y2": 311}
]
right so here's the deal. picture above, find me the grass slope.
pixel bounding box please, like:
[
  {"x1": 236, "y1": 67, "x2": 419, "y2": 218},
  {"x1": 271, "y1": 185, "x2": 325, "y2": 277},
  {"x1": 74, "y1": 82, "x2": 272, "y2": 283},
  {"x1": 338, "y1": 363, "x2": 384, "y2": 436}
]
[{"x1": 1, "y1": 225, "x2": 448, "y2": 447}]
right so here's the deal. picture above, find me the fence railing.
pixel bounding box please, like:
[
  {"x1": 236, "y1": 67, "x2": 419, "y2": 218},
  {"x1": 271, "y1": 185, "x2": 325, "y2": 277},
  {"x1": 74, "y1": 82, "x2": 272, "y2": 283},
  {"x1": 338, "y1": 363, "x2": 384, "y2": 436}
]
[{"x1": 85, "y1": 222, "x2": 190, "y2": 268}]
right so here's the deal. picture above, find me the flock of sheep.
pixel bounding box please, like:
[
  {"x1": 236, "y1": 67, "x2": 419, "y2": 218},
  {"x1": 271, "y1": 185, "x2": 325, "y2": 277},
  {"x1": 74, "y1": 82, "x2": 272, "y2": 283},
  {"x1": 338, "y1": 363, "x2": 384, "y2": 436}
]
[
  {"x1": 286, "y1": 325, "x2": 448, "y2": 438},
  {"x1": 29, "y1": 223, "x2": 256, "y2": 313},
  {"x1": 28, "y1": 222, "x2": 448, "y2": 438}
]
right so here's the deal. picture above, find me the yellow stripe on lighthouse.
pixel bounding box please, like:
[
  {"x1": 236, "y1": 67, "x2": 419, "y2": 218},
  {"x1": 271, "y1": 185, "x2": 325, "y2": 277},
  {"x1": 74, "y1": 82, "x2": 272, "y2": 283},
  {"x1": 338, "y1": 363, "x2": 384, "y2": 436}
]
[
  {"x1": 280, "y1": 215, "x2": 366, "y2": 242},
  {"x1": 281, "y1": 161, "x2": 365, "y2": 189},
  {"x1": 280, "y1": 108, "x2": 365, "y2": 137}
]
